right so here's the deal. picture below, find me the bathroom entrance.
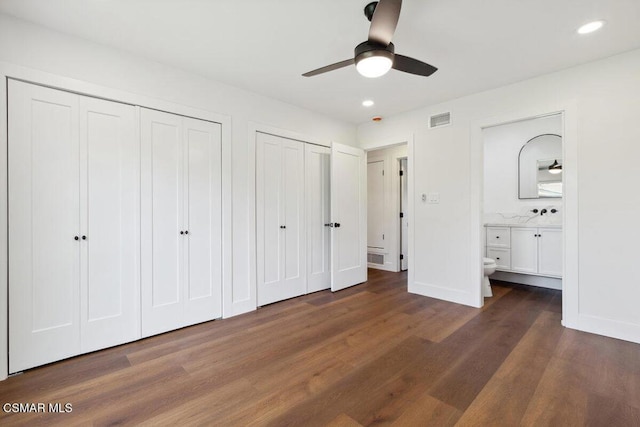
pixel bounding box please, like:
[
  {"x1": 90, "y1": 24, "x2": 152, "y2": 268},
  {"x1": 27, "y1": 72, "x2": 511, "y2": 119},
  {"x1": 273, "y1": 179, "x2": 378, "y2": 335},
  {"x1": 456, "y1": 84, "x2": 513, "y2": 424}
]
[{"x1": 481, "y1": 112, "x2": 564, "y2": 297}]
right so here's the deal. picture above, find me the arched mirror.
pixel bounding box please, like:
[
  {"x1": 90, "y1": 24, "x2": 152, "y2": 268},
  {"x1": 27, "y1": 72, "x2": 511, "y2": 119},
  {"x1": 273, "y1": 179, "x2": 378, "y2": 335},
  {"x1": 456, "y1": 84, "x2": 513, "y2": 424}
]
[{"x1": 518, "y1": 134, "x2": 562, "y2": 199}]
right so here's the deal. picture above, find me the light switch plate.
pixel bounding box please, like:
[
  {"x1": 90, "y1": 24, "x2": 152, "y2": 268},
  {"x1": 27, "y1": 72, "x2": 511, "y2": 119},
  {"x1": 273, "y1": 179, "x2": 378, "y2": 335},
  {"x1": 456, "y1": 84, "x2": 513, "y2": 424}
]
[{"x1": 427, "y1": 192, "x2": 440, "y2": 203}]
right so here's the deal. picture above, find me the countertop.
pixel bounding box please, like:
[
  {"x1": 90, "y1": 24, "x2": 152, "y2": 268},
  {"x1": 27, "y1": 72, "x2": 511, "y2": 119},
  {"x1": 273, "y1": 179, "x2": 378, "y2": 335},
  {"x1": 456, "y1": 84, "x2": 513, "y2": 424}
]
[{"x1": 484, "y1": 223, "x2": 562, "y2": 228}]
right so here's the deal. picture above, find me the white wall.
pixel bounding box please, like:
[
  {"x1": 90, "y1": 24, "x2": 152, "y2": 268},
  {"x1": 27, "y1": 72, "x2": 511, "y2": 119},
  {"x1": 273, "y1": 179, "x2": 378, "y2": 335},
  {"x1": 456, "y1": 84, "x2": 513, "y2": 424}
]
[
  {"x1": 358, "y1": 47, "x2": 640, "y2": 344},
  {"x1": 483, "y1": 114, "x2": 563, "y2": 225},
  {"x1": 0, "y1": 14, "x2": 356, "y2": 319},
  {"x1": 366, "y1": 144, "x2": 408, "y2": 272}
]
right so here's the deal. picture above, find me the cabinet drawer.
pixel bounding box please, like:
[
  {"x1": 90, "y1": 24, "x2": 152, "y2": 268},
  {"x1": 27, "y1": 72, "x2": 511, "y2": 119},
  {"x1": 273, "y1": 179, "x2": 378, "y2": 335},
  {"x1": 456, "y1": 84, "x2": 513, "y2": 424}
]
[
  {"x1": 486, "y1": 227, "x2": 510, "y2": 248},
  {"x1": 486, "y1": 248, "x2": 510, "y2": 270}
]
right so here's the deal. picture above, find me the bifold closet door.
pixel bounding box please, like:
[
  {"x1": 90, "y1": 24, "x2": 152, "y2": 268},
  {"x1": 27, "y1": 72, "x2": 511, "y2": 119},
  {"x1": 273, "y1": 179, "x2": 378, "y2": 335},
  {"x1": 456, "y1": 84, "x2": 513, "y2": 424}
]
[
  {"x1": 9, "y1": 81, "x2": 81, "y2": 372},
  {"x1": 256, "y1": 132, "x2": 306, "y2": 306},
  {"x1": 8, "y1": 80, "x2": 138, "y2": 372},
  {"x1": 141, "y1": 109, "x2": 222, "y2": 337},
  {"x1": 80, "y1": 96, "x2": 139, "y2": 353},
  {"x1": 306, "y1": 144, "x2": 331, "y2": 293}
]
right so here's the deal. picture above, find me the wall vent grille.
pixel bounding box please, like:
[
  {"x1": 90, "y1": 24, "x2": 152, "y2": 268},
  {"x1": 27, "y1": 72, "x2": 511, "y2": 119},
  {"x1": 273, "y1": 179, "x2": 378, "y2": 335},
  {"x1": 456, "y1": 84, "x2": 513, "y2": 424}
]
[
  {"x1": 429, "y1": 112, "x2": 451, "y2": 128},
  {"x1": 367, "y1": 253, "x2": 384, "y2": 265}
]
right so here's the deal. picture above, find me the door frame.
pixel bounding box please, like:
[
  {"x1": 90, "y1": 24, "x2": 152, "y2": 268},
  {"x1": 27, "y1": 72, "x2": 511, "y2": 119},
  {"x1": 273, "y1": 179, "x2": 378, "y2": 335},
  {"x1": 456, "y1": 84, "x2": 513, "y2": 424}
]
[
  {"x1": 470, "y1": 103, "x2": 578, "y2": 325},
  {"x1": 0, "y1": 63, "x2": 233, "y2": 380}
]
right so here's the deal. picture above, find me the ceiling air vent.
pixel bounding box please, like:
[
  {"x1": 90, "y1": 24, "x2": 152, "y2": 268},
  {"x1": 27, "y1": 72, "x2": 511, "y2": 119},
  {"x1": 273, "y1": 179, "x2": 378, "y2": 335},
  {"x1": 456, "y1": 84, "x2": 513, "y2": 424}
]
[{"x1": 429, "y1": 112, "x2": 451, "y2": 129}]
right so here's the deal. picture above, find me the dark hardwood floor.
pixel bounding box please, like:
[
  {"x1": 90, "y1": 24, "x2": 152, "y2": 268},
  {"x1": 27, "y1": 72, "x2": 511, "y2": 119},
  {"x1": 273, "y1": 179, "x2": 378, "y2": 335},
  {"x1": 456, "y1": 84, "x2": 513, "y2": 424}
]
[{"x1": 2, "y1": 269, "x2": 640, "y2": 426}]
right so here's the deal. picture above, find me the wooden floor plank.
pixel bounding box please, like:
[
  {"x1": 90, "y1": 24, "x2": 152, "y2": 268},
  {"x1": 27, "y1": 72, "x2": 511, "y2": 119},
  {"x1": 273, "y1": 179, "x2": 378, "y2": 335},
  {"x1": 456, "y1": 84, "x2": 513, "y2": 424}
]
[{"x1": 1, "y1": 269, "x2": 639, "y2": 426}]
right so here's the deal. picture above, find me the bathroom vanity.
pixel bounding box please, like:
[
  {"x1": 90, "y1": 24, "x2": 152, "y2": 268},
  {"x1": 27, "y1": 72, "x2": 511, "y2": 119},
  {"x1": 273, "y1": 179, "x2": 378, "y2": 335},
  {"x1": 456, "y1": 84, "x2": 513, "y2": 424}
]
[{"x1": 485, "y1": 224, "x2": 562, "y2": 288}]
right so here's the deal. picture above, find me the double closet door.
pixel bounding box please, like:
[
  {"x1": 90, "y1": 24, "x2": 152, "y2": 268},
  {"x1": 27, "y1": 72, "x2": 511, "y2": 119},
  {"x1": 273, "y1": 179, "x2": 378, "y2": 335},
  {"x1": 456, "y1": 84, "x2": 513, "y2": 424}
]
[
  {"x1": 8, "y1": 80, "x2": 139, "y2": 373},
  {"x1": 141, "y1": 109, "x2": 222, "y2": 337},
  {"x1": 256, "y1": 133, "x2": 332, "y2": 306}
]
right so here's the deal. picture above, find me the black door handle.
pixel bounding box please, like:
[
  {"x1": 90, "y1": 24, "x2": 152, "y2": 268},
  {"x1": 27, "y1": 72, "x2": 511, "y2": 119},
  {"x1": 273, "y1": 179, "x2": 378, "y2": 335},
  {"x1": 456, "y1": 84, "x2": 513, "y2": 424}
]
[
  {"x1": 74, "y1": 236, "x2": 79, "y2": 241},
  {"x1": 324, "y1": 223, "x2": 332, "y2": 227},
  {"x1": 335, "y1": 223, "x2": 341, "y2": 228},
  {"x1": 82, "y1": 235, "x2": 87, "y2": 240},
  {"x1": 280, "y1": 225, "x2": 286, "y2": 229},
  {"x1": 180, "y1": 231, "x2": 184, "y2": 235},
  {"x1": 185, "y1": 230, "x2": 189, "y2": 235}
]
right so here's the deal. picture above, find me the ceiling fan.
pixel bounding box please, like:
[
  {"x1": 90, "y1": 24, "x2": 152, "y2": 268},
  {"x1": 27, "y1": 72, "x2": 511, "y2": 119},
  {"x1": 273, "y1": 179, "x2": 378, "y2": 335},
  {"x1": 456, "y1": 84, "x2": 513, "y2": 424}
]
[{"x1": 302, "y1": 0, "x2": 437, "y2": 78}]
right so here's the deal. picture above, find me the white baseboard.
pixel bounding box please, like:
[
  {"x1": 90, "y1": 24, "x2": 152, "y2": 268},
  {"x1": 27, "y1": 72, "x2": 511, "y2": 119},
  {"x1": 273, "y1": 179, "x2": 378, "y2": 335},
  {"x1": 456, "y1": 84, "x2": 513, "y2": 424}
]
[
  {"x1": 409, "y1": 280, "x2": 480, "y2": 308},
  {"x1": 563, "y1": 314, "x2": 640, "y2": 345}
]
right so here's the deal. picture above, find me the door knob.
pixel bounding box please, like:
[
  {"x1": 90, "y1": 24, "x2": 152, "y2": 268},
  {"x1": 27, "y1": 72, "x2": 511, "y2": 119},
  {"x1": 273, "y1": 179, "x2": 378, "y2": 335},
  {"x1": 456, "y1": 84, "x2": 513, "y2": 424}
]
[
  {"x1": 82, "y1": 235, "x2": 87, "y2": 240},
  {"x1": 185, "y1": 230, "x2": 189, "y2": 235},
  {"x1": 335, "y1": 223, "x2": 341, "y2": 228},
  {"x1": 180, "y1": 231, "x2": 184, "y2": 235},
  {"x1": 74, "y1": 236, "x2": 79, "y2": 241}
]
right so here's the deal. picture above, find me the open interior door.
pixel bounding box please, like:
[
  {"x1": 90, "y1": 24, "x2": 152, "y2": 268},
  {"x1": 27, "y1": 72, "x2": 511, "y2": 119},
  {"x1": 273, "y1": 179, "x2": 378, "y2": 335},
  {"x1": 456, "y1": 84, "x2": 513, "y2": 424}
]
[{"x1": 331, "y1": 142, "x2": 367, "y2": 291}]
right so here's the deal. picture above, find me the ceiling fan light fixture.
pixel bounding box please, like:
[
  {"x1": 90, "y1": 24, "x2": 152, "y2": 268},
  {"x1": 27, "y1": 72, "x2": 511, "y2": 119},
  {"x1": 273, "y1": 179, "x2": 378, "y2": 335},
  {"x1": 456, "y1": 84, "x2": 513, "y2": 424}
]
[
  {"x1": 548, "y1": 159, "x2": 562, "y2": 174},
  {"x1": 577, "y1": 20, "x2": 605, "y2": 35},
  {"x1": 356, "y1": 54, "x2": 393, "y2": 78}
]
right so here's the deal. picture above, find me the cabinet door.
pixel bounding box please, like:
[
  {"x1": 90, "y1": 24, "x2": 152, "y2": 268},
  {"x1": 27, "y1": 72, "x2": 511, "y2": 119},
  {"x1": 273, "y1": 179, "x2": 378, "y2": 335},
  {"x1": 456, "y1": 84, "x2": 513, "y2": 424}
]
[
  {"x1": 306, "y1": 144, "x2": 331, "y2": 293},
  {"x1": 183, "y1": 117, "x2": 223, "y2": 324},
  {"x1": 141, "y1": 108, "x2": 185, "y2": 337},
  {"x1": 8, "y1": 80, "x2": 81, "y2": 372},
  {"x1": 538, "y1": 228, "x2": 563, "y2": 277},
  {"x1": 510, "y1": 227, "x2": 538, "y2": 274},
  {"x1": 80, "y1": 96, "x2": 139, "y2": 352}
]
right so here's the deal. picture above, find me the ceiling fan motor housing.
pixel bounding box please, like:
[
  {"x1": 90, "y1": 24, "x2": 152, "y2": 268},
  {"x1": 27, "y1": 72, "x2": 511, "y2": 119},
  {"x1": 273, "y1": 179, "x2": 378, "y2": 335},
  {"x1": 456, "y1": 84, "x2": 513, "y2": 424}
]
[{"x1": 354, "y1": 40, "x2": 395, "y2": 64}]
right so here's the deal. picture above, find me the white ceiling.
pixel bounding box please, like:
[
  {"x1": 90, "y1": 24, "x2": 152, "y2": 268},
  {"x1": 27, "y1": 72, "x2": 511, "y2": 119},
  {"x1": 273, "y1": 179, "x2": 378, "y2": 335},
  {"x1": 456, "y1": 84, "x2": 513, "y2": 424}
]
[{"x1": 1, "y1": 0, "x2": 639, "y2": 124}]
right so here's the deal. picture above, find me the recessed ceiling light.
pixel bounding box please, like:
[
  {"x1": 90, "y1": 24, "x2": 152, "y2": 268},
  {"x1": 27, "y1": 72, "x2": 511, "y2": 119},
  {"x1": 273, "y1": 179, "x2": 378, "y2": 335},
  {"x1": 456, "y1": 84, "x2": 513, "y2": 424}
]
[
  {"x1": 577, "y1": 20, "x2": 605, "y2": 35},
  {"x1": 362, "y1": 100, "x2": 374, "y2": 107}
]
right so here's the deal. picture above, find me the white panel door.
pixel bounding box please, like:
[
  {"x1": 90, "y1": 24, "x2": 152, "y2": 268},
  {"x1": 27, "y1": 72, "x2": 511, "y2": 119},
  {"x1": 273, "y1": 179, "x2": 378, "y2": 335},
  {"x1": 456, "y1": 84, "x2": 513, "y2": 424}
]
[
  {"x1": 141, "y1": 108, "x2": 185, "y2": 336},
  {"x1": 367, "y1": 160, "x2": 385, "y2": 249},
  {"x1": 256, "y1": 133, "x2": 306, "y2": 305},
  {"x1": 79, "y1": 96, "x2": 139, "y2": 353},
  {"x1": 538, "y1": 228, "x2": 563, "y2": 277},
  {"x1": 510, "y1": 227, "x2": 538, "y2": 274},
  {"x1": 331, "y1": 142, "x2": 367, "y2": 291},
  {"x1": 306, "y1": 144, "x2": 331, "y2": 293},
  {"x1": 183, "y1": 117, "x2": 223, "y2": 324},
  {"x1": 8, "y1": 80, "x2": 81, "y2": 372},
  {"x1": 256, "y1": 132, "x2": 282, "y2": 305}
]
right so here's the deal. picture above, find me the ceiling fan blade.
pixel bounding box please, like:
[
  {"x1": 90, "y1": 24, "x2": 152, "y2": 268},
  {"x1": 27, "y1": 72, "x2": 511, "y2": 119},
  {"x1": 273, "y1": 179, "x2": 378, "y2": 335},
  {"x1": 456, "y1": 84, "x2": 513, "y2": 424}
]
[
  {"x1": 302, "y1": 59, "x2": 355, "y2": 77},
  {"x1": 368, "y1": 0, "x2": 402, "y2": 46},
  {"x1": 392, "y1": 54, "x2": 438, "y2": 77}
]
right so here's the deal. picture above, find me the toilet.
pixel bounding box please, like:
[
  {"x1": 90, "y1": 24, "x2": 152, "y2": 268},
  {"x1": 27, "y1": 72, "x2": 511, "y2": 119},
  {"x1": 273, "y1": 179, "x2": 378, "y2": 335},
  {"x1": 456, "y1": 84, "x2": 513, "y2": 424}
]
[{"x1": 483, "y1": 257, "x2": 497, "y2": 297}]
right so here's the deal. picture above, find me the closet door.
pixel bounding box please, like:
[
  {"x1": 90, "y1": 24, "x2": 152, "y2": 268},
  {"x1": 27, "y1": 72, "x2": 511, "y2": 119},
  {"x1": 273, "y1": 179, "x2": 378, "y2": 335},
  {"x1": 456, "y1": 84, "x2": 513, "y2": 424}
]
[
  {"x1": 141, "y1": 108, "x2": 185, "y2": 336},
  {"x1": 80, "y1": 96, "x2": 139, "y2": 352},
  {"x1": 8, "y1": 80, "x2": 81, "y2": 372},
  {"x1": 306, "y1": 144, "x2": 331, "y2": 293},
  {"x1": 256, "y1": 132, "x2": 305, "y2": 305},
  {"x1": 183, "y1": 117, "x2": 223, "y2": 324},
  {"x1": 141, "y1": 109, "x2": 222, "y2": 336}
]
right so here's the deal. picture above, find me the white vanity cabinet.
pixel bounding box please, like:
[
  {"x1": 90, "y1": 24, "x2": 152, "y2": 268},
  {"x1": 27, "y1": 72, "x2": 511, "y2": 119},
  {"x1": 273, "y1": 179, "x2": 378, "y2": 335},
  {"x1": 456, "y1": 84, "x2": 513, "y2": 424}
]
[
  {"x1": 486, "y1": 225, "x2": 562, "y2": 278},
  {"x1": 485, "y1": 227, "x2": 511, "y2": 269}
]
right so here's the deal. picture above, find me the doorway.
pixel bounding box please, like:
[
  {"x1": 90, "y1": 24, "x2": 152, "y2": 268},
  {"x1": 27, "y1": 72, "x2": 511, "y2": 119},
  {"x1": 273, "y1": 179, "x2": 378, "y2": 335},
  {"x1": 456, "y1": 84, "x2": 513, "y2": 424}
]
[
  {"x1": 365, "y1": 144, "x2": 407, "y2": 273},
  {"x1": 480, "y1": 112, "x2": 565, "y2": 300}
]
